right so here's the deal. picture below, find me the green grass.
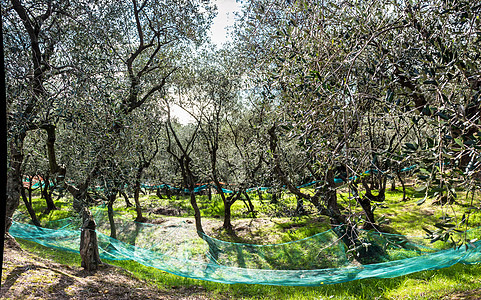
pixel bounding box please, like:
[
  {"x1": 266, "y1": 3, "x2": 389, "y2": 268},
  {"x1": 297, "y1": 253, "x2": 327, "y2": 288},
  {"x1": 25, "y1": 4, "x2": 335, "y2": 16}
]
[
  {"x1": 18, "y1": 239, "x2": 83, "y2": 266},
  {"x1": 273, "y1": 217, "x2": 332, "y2": 243},
  {"x1": 148, "y1": 193, "x2": 275, "y2": 219},
  {"x1": 20, "y1": 187, "x2": 481, "y2": 243},
  {"x1": 337, "y1": 186, "x2": 481, "y2": 236},
  {"x1": 15, "y1": 239, "x2": 481, "y2": 299},
  {"x1": 16, "y1": 197, "x2": 76, "y2": 226},
  {"x1": 12, "y1": 184, "x2": 481, "y2": 299}
]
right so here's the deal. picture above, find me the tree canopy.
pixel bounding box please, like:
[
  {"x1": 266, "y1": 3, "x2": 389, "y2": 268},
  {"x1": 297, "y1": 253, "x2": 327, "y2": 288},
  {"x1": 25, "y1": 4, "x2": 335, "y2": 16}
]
[{"x1": 4, "y1": 0, "x2": 481, "y2": 262}]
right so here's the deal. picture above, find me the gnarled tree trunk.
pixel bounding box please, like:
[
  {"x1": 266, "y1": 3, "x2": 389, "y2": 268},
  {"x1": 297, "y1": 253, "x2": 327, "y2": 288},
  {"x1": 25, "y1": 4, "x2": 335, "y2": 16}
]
[
  {"x1": 6, "y1": 134, "x2": 26, "y2": 233},
  {"x1": 20, "y1": 187, "x2": 41, "y2": 227},
  {"x1": 134, "y1": 180, "x2": 147, "y2": 222},
  {"x1": 107, "y1": 191, "x2": 117, "y2": 239},
  {"x1": 80, "y1": 208, "x2": 101, "y2": 271}
]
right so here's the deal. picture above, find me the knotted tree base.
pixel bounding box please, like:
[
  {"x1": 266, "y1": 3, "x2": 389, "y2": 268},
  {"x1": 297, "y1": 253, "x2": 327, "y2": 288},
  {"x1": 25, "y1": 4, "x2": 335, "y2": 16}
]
[{"x1": 80, "y1": 208, "x2": 101, "y2": 271}]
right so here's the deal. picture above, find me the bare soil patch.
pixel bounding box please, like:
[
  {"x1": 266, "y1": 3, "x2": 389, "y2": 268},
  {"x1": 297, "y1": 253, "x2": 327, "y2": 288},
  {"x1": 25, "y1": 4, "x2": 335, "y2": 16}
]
[
  {"x1": 142, "y1": 214, "x2": 283, "y2": 245},
  {"x1": 149, "y1": 206, "x2": 187, "y2": 217},
  {"x1": 444, "y1": 289, "x2": 481, "y2": 300},
  {"x1": 1, "y1": 236, "x2": 209, "y2": 300}
]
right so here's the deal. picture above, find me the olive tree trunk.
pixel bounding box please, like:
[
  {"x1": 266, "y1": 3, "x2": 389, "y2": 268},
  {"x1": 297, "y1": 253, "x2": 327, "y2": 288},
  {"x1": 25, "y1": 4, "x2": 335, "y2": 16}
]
[{"x1": 80, "y1": 208, "x2": 101, "y2": 271}]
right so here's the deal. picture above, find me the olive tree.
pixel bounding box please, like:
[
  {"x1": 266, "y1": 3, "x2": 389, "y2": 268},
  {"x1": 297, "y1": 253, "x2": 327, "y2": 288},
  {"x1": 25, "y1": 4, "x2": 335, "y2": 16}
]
[{"x1": 237, "y1": 0, "x2": 481, "y2": 246}]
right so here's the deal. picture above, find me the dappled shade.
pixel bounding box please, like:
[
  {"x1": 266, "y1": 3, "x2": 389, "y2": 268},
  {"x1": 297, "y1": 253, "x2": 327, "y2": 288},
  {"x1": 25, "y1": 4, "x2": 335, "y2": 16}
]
[{"x1": 10, "y1": 206, "x2": 481, "y2": 286}]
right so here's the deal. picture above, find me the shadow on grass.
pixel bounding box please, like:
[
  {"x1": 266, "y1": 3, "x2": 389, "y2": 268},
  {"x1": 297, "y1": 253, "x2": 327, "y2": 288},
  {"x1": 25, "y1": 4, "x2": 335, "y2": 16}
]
[
  {"x1": 109, "y1": 259, "x2": 481, "y2": 300},
  {"x1": 16, "y1": 236, "x2": 481, "y2": 300}
]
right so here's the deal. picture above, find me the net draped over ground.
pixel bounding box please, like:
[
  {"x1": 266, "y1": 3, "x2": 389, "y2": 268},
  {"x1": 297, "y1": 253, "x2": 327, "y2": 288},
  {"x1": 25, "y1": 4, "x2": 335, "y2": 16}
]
[{"x1": 10, "y1": 207, "x2": 481, "y2": 286}]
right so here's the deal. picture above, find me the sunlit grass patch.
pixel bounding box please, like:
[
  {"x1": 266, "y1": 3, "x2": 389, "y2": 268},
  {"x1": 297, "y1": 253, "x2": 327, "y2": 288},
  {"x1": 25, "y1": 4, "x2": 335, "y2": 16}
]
[{"x1": 13, "y1": 183, "x2": 481, "y2": 299}]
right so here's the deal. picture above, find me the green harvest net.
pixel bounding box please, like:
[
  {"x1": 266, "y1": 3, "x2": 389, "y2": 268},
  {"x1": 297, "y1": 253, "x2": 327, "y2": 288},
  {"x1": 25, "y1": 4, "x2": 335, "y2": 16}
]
[{"x1": 10, "y1": 207, "x2": 481, "y2": 286}]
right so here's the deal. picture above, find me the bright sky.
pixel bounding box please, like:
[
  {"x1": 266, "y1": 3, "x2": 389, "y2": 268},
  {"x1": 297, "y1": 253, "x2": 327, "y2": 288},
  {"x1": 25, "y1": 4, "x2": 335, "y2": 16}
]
[
  {"x1": 209, "y1": 0, "x2": 242, "y2": 46},
  {"x1": 173, "y1": 0, "x2": 242, "y2": 125}
]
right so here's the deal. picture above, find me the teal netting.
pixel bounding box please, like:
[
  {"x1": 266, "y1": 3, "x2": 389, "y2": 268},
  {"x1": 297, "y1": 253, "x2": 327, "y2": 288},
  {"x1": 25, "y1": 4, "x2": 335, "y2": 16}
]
[{"x1": 10, "y1": 207, "x2": 481, "y2": 286}]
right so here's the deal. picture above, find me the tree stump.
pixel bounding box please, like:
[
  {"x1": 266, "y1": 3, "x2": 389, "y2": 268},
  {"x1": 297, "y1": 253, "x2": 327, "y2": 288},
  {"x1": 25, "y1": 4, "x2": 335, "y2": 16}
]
[{"x1": 80, "y1": 208, "x2": 101, "y2": 271}]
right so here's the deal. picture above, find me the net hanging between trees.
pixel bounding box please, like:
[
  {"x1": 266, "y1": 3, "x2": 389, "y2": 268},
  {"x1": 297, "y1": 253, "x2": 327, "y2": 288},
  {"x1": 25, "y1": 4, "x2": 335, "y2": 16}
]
[{"x1": 10, "y1": 207, "x2": 481, "y2": 286}]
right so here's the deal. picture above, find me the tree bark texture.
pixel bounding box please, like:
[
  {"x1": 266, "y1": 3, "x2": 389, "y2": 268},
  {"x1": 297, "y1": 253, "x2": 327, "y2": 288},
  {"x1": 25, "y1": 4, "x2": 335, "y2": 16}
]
[
  {"x1": 20, "y1": 187, "x2": 41, "y2": 227},
  {"x1": 41, "y1": 173, "x2": 57, "y2": 212},
  {"x1": 6, "y1": 135, "x2": 26, "y2": 233},
  {"x1": 223, "y1": 200, "x2": 233, "y2": 232},
  {"x1": 80, "y1": 208, "x2": 101, "y2": 271},
  {"x1": 134, "y1": 181, "x2": 147, "y2": 222},
  {"x1": 107, "y1": 193, "x2": 117, "y2": 239},
  {"x1": 121, "y1": 190, "x2": 133, "y2": 208},
  {"x1": 190, "y1": 191, "x2": 204, "y2": 234}
]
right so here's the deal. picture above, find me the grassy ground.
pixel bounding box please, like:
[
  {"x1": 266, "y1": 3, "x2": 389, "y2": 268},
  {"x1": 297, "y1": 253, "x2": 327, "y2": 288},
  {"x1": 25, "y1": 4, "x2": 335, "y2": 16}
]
[
  {"x1": 4, "y1": 184, "x2": 481, "y2": 299},
  {"x1": 3, "y1": 239, "x2": 480, "y2": 299}
]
